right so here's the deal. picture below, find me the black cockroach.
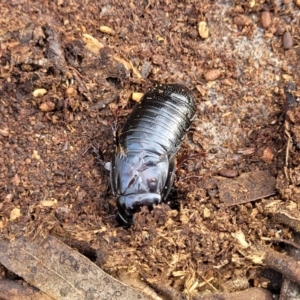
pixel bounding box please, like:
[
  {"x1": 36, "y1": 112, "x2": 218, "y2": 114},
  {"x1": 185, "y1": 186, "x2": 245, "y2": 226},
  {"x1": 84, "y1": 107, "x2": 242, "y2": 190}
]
[{"x1": 108, "y1": 83, "x2": 196, "y2": 225}]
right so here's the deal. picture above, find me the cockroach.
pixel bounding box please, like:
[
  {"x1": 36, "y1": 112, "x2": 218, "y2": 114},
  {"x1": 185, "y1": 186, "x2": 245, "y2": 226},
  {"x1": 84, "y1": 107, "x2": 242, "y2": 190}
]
[{"x1": 108, "y1": 83, "x2": 196, "y2": 225}]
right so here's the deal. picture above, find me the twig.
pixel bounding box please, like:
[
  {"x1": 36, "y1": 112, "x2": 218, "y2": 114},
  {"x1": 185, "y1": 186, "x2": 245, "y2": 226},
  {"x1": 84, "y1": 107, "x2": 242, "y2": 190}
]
[
  {"x1": 261, "y1": 237, "x2": 300, "y2": 251},
  {"x1": 284, "y1": 120, "x2": 292, "y2": 180}
]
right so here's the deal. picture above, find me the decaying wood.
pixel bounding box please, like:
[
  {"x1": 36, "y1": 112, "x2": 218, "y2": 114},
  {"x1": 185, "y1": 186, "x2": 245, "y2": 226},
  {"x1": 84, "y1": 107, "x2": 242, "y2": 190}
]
[
  {"x1": 280, "y1": 280, "x2": 300, "y2": 300},
  {"x1": 43, "y1": 24, "x2": 68, "y2": 73},
  {"x1": 191, "y1": 287, "x2": 273, "y2": 300},
  {"x1": 117, "y1": 270, "x2": 164, "y2": 300},
  {"x1": 279, "y1": 233, "x2": 300, "y2": 300},
  {"x1": 272, "y1": 211, "x2": 300, "y2": 233},
  {"x1": 244, "y1": 244, "x2": 300, "y2": 286},
  {"x1": 265, "y1": 201, "x2": 300, "y2": 233}
]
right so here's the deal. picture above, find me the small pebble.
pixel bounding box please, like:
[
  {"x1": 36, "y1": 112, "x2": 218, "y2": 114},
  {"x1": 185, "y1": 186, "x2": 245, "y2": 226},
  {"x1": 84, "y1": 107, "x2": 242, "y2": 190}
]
[
  {"x1": 234, "y1": 15, "x2": 252, "y2": 26},
  {"x1": 282, "y1": 31, "x2": 293, "y2": 50},
  {"x1": 39, "y1": 101, "x2": 56, "y2": 112},
  {"x1": 152, "y1": 54, "x2": 164, "y2": 66},
  {"x1": 204, "y1": 69, "x2": 221, "y2": 81},
  {"x1": 188, "y1": 29, "x2": 198, "y2": 40},
  {"x1": 261, "y1": 147, "x2": 274, "y2": 163},
  {"x1": 260, "y1": 11, "x2": 272, "y2": 29},
  {"x1": 196, "y1": 85, "x2": 207, "y2": 96},
  {"x1": 198, "y1": 21, "x2": 209, "y2": 39},
  {"x1": 218, "y1": 169, "x2": 238, "y2": 178},
  {"x1": 296, "y1": 0, "x2": 300, "y2": 7},
  {"x1": 152, "y1": 54, "x2": 164, "y2": 65},
  {"x1": 65, "y1": 86, "x2": 77, "y2": 98}
]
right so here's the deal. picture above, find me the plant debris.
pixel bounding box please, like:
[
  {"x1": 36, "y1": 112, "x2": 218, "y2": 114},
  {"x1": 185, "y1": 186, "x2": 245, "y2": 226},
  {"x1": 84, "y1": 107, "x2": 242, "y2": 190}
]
[
  {"x1": 0, "y1": 0, "x2": 300, "y2": 299},
  {"x1": 0, "y1": 235, "x2": 150, "y2": 300},
  {"x1": 218, "y1": 170, "x2": 277, "y2": 206}
]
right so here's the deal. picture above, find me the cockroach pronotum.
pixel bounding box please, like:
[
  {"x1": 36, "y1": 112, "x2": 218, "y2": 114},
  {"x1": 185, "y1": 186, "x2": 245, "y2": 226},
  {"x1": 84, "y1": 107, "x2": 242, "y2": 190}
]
[{"x1": 108, "y1": 83, "x2": 196, "y2": 225}]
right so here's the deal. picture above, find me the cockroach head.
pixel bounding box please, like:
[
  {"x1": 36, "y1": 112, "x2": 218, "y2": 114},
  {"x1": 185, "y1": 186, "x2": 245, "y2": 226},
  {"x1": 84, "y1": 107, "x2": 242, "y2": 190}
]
[{"x1": 117, "y1": 193, "x2": 161, "y2": 225}]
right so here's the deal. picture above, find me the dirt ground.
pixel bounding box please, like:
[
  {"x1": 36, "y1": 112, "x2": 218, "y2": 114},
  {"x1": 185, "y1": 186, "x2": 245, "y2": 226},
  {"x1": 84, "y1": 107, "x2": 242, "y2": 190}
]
[{"x1": 1, "y1": 0, "x2": 300, "y2": 299}]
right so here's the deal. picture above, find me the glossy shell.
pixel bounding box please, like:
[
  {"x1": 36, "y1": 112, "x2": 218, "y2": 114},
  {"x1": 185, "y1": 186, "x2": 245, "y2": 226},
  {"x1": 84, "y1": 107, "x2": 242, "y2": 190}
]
[{"x1": 110, "y1": 83, "x2": 196, "y2": 224}]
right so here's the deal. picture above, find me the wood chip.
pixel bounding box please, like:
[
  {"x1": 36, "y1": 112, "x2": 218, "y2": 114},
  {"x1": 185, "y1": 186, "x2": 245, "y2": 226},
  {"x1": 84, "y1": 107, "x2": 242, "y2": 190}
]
[
  {"x1": 132, "y1": 92, "x2": 144, "y2": 102},
  {"x1": 99, "y1": 25, "x2": 116, "y2": 35},
  {"x1": 10, "y1": 208, "x2": 21, "y2": 221},
  {"x1": 82, "y1": 33, "x2": 104, "y2": 55},
  {"x1": 0, "y1": 127, "x2": 10, "y2": 137},
  {"x1": 40, "y1": 199, "x2": 57, "y2": 207}
]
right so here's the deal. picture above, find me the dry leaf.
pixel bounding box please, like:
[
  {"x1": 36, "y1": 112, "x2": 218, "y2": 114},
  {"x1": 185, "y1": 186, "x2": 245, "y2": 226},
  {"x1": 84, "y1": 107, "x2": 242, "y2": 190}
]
[{"x1": 0, "y1": 235, "x2": 151, "y2": 300}]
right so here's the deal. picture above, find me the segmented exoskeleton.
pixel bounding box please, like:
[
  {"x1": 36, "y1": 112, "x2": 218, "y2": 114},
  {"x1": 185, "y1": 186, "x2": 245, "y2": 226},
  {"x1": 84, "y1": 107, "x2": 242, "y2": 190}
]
[{"x1": 109, "y1": 84, "x2": 196, "y2": 225}]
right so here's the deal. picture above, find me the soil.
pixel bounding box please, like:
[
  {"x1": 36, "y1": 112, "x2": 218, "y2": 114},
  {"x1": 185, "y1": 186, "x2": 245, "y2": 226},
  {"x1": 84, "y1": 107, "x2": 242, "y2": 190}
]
[{"x1": 0, "y1": 0, "x2": 300, "y2": 299}]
